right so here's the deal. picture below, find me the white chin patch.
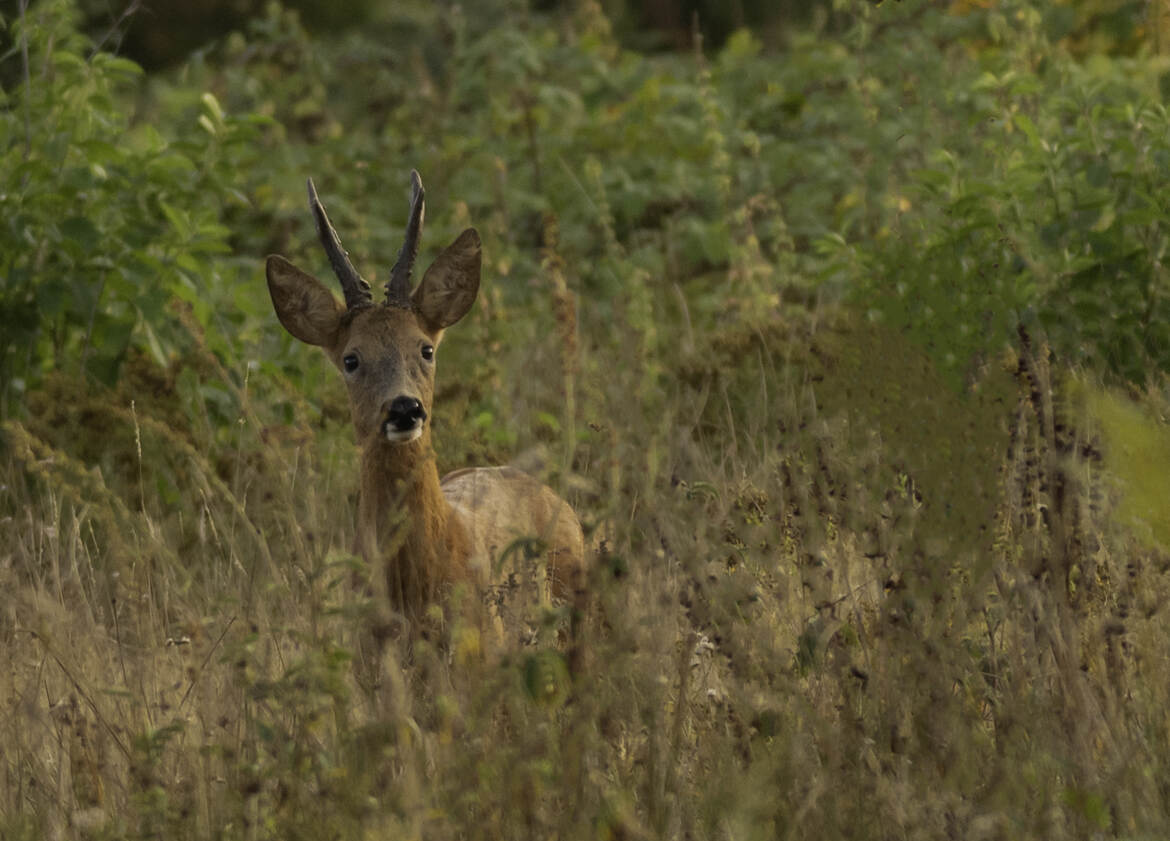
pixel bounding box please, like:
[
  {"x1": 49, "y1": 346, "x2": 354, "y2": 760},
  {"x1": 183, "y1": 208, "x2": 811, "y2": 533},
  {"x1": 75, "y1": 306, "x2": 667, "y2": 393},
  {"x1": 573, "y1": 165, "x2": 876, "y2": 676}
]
[{"x1": 384, "y1": 426, "x2": 423, "y2": 444}]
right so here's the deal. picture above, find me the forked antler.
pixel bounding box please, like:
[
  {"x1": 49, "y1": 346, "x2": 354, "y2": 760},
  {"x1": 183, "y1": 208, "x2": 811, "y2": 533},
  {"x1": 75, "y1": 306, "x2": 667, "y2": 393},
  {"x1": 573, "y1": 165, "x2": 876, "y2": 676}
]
[
  {"x1": 385, "y1": 170, "x2": 425, "y2": 307},
  {"x1": 307, "y1": 178, "x2": 373, "y2": 310}
]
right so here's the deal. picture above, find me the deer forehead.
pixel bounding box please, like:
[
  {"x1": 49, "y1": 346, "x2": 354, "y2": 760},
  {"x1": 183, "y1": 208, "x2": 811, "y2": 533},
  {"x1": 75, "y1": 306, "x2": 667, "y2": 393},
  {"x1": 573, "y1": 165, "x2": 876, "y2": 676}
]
[{"x1": 341, "y1": 306, "x2": 439, "y2": 357}]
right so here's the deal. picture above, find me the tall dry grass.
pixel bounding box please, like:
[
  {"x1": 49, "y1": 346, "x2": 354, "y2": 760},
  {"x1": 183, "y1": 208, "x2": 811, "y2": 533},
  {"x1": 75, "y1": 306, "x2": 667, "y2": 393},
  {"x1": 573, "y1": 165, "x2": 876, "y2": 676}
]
[{"x1": 4, "y1": 288, "x2": 1170, "y2": 841}]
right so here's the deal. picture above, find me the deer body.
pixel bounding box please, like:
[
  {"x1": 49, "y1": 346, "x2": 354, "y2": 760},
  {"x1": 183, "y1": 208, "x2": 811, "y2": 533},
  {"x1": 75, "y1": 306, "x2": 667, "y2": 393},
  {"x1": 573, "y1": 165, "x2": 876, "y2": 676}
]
[{"x1": 266, "y1": 173, "x2": 584, "y2": 629}]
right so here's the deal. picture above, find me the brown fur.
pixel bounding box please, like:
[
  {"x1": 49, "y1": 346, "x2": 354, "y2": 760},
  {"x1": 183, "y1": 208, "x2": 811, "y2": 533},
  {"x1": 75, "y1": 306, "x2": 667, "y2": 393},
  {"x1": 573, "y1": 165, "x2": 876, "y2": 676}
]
[
  {"x1": 357, "y1": 428, "x2": 474, "y2": 622},
  {"x1": 442, "y1": 466, "x2": 584, "y2": 602}
]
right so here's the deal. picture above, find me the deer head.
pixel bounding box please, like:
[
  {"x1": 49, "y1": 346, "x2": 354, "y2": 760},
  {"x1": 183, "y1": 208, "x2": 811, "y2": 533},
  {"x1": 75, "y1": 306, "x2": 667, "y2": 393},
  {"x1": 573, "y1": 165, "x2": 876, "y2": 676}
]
[{"x1": 265, "y1": 173, "x2": 481, "y2": 450}]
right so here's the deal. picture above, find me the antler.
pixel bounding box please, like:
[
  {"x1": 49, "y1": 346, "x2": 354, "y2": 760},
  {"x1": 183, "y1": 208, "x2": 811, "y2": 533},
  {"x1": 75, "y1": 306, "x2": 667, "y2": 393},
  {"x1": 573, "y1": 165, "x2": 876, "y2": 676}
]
[
  {"x1": 307, "y1": 178, "x2": 373, "y2": 310},
  {"x1": 385, "y1": 170, "x2": 426, "y2": 307}
]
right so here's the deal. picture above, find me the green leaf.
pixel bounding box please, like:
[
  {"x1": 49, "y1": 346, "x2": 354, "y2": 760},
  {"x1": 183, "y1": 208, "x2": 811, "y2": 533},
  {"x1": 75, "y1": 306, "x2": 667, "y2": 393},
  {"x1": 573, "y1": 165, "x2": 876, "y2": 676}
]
[
  {"x1": 1013, "y1": 113, "x2": 1040, "y2": 146},
  {"x1": 159, "y1": 201, "x2": 192, "y2": 241},
  {"x1": 59, "y1": 216, "x2": 101, "y2": 250},
  {"x1": 200, "y1": 91, "x2": 225, "y2": 124}
]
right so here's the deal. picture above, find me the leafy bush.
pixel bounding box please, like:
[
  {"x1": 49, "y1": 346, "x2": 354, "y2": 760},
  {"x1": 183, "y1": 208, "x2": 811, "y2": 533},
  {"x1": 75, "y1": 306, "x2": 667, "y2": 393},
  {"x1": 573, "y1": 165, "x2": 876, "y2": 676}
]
[
  {"x1": 0, "y1": 0, "x2": 269, "y2": 410},
  {"x1": 825, "y1": 2, "x2": 1170, "y2": 386}
]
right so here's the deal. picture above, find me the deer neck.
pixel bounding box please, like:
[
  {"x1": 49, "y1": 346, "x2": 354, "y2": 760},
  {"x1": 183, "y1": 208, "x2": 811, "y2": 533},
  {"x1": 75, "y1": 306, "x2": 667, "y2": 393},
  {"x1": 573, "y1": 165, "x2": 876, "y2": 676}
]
[{"x1": 357, "y1": 429, "x2": 470, "y2": 618}]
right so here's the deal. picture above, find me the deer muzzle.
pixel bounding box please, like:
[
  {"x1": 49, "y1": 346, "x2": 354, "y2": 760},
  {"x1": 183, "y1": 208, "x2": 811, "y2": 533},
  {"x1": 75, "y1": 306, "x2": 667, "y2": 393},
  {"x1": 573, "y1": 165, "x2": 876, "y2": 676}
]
[{"x1": 383, "y1": 396, "x2": 427, "y2": 443}]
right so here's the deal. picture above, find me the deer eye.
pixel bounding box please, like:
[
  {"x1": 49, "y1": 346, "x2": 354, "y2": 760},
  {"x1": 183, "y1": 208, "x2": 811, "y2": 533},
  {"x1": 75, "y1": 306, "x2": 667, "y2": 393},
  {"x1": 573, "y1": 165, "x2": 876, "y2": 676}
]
[
  {"x1": 343, "y1": 354, "x2": 359, "y2": 372},
  {"x1": 421, "y1": 345, "x2": 434, "y2": 361}
]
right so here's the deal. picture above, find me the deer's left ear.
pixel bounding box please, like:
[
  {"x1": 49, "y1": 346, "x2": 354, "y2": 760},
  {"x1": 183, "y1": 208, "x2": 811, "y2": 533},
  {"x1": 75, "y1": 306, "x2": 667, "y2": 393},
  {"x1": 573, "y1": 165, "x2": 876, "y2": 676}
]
[{"x1": 412, "y1": 228, "x2": 481, "y2": 331}]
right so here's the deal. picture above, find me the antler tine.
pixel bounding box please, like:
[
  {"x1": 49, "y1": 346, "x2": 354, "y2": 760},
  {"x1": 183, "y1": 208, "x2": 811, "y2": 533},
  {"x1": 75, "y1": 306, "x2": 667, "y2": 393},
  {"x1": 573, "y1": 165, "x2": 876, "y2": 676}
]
[
  {"x1": 385, "y1": 170, "x2": 426, "y2": 306},
  {"x1": 307, "y1": 178, "x2": 373, "y2": 310}
]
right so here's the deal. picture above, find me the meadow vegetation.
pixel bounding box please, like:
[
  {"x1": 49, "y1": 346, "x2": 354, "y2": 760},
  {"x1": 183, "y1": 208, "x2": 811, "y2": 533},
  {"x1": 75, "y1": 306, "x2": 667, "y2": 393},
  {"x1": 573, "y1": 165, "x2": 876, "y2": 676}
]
[{"x1": 3, "y1": 0, "x2": 1170, "y2": 838}]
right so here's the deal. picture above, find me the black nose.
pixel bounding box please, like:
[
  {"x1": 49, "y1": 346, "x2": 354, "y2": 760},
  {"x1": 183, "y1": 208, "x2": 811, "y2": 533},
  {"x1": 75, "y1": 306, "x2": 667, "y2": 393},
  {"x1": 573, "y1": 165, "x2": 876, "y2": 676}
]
[{"x1": 385, "y1": 396, "x2": 426, "y2": 431}]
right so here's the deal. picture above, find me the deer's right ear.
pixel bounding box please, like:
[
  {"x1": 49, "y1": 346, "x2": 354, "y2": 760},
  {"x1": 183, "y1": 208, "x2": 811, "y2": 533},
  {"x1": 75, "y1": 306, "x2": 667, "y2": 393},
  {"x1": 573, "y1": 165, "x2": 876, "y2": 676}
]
[{"x1": 266, "y1": 255, "x2": 345, "y2": 347}]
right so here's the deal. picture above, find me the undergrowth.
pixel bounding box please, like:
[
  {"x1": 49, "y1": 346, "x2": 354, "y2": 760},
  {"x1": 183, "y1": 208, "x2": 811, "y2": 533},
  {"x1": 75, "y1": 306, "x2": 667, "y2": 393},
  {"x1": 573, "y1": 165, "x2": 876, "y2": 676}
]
[{"x1": 6, "y1": 301, "x2": 1170, "y2": 839}]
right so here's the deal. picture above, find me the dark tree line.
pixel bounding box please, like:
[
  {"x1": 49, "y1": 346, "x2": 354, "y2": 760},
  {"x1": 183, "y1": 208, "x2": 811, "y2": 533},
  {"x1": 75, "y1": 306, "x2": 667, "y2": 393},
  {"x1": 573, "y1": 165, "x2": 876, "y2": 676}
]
[{"x1": 0, "y1": 0, "x2": 828, "y2": 72}]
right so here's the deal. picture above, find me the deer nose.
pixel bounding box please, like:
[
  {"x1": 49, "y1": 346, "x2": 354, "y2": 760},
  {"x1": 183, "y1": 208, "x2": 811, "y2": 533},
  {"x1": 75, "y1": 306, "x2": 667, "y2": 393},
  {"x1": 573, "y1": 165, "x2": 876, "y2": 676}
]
[{"x1": 385, "y1": 396, "x2": 427, "y2": 431}]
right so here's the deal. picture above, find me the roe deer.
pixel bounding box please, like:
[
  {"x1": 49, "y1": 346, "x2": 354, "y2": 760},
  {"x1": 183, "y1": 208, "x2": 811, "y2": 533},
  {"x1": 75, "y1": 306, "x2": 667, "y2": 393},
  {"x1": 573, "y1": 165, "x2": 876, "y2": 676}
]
[{"x1": 265, "y1": 172, "x2": 585, "y2": 638}]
